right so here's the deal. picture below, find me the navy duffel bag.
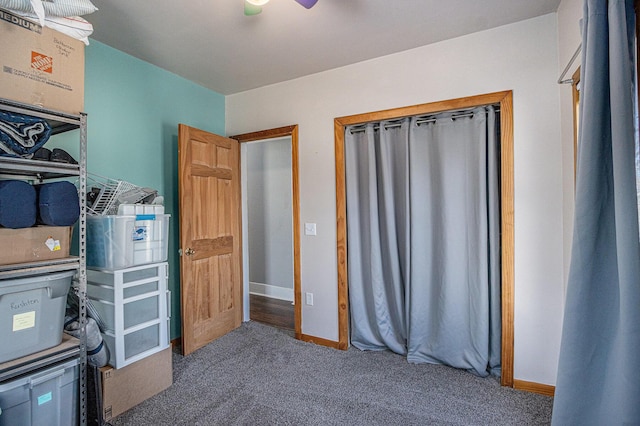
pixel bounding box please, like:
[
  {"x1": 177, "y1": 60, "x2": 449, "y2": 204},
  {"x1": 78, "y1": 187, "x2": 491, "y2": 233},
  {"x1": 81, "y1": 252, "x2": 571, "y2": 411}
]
[
  {"x1": 0, "y1": 180, "x2": 37, "y2": 228},
  {"x1": 37, "y1": 181, "x2": 80, "y2": 226}
]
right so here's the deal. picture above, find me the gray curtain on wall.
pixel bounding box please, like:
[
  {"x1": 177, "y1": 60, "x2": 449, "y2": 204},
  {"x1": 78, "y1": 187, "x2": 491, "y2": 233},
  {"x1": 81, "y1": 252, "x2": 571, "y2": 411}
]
[
  {"x1": 345, "y1": 107, "x2": 501, "y2": 377},
  {"x1": 552, "y1": 0, "x2": 640, "y2": 424}
]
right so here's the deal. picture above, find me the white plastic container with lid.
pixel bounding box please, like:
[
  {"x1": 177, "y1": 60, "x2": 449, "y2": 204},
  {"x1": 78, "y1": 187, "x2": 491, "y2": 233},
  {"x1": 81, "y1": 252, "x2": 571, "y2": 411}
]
[{"x1": 86, "y1": 214, "x2": 170, "y2": 271}]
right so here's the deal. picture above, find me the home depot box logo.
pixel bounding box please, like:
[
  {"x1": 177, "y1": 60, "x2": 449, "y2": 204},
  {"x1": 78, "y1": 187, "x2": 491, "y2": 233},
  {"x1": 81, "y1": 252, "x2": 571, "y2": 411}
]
[{"x1": 31, "y1": 51, "x2": 53, "y2": 73}]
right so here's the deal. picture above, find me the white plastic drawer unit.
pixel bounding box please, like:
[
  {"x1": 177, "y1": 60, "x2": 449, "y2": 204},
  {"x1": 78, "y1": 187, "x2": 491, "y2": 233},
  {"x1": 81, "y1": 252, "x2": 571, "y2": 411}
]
[{"x1": 86, "y1": 262, "x2": 170, "y2": 369}]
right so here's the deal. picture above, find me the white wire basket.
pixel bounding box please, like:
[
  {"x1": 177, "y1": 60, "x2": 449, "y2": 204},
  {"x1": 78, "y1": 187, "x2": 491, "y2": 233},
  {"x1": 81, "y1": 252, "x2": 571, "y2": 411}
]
[{"x1": 86, "y1": 174, "x2": 157, "y2": 215}]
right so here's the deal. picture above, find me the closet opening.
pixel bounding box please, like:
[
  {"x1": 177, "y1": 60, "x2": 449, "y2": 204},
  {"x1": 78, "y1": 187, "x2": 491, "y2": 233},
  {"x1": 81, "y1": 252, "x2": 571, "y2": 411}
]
[{"x1": 334, "y1": 91, "x2": 514, "y2": 386}]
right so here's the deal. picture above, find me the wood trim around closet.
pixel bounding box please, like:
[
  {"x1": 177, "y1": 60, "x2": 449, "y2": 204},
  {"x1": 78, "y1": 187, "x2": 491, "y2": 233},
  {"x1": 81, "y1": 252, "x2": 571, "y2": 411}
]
[
  {"x1": 334, "y1": 91, "x2": 515, "y2": 387},
  {"x1": 230, "y1": 125, "x2": 303, "y2": 340},
  {"x1": 513, "y1": 380, "x2": 556, "y2": 397}
]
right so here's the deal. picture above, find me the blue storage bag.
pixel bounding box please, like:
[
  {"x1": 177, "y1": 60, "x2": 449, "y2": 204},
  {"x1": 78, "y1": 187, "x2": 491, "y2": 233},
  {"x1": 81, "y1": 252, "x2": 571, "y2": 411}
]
[
  {"x1": 0, "y1": 180, "x2": 37, "y2": 228},
  {"x1": 37, "y1": 181, "x2": 80, "y2": 226},
  {"x1": 0, "y1": 111, "x2": 52, "y2": 158}
]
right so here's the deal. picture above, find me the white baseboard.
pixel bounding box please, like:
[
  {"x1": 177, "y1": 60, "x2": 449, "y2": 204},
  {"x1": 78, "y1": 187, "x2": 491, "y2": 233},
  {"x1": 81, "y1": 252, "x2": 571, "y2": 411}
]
[{"x1": 249, "y1": 282, "x2": 294, "y2": 302}]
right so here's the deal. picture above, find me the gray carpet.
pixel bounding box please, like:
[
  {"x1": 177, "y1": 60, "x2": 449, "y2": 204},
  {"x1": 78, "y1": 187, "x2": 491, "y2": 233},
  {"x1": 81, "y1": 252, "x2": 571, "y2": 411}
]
[{"x1": 110, "y1": 322, "x2": 553, "y2": 426}]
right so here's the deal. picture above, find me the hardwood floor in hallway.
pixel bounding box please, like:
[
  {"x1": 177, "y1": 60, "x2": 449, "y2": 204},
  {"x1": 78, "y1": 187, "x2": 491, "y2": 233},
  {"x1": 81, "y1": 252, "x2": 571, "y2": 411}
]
[{"x1": 249, "y1": 294, "x2": 295, "y2": 331}]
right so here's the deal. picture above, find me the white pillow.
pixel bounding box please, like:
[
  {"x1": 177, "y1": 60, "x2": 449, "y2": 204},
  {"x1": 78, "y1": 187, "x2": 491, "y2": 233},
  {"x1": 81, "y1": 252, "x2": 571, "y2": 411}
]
[
  {"x1": 12, "y1": 10, "x2": 94, "y2": 44},
  {"x1": 0, "y1": 0, "x2": 97, "y2": 18},
  {"x1": 0, "y1": 1, "x2": 43, "y2": 24},
  {"x1": 41, "y1": 0, "x2": 98, "y2": 17},
  {"x1": 0, "y1": 1, "x2": 42, "y2": 22},
  {"x1": 44, "y1": 15, "x2": 93, "y2": 45}
]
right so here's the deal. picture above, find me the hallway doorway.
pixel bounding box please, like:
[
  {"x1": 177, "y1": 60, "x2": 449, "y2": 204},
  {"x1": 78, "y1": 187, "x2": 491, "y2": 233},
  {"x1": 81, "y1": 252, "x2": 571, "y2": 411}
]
[{"x1": 232, "y1": 126, "x2": 302, "y2": 337}]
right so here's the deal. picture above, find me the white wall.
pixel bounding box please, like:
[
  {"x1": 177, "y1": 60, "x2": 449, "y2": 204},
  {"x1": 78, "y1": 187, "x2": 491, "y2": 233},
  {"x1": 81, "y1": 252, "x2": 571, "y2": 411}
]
[{"x1": 227, "y1": 14, "x2": 564, "y2": 385}]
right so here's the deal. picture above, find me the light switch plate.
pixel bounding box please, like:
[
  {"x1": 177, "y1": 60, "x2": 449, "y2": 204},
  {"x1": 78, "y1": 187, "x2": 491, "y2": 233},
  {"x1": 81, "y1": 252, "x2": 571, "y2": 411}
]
[{"x1": 304, "y1": 222, "x2": 317, "y2": 236}]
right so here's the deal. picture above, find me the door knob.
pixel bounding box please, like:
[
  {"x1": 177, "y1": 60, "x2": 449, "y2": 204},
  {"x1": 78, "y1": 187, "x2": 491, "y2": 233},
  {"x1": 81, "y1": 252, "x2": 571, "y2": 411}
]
[{"x1": 185, "y1": 248, "x2": 195, "y2": 256}]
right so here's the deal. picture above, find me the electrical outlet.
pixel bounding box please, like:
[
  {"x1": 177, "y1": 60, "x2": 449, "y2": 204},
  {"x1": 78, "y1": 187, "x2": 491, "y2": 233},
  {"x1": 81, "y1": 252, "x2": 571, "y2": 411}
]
[
  {"x1": 305, "y1": 292, "x2": 314, "y2": 306},
  {"x1": 304, "y1": 223, "x2": 317, "y2": 236}
]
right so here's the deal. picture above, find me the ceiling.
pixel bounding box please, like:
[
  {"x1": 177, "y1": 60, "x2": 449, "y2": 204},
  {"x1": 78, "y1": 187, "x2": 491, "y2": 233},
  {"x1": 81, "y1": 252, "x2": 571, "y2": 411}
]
[{"x1": 88, "y1": 0, "x2": 561, "y2": 95}]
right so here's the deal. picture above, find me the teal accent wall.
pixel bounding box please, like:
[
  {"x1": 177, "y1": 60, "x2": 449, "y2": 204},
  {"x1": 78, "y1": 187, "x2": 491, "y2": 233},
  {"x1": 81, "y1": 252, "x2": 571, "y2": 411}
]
[{"x1": 83, "y1": 40, "x2": 225, "y2": 340}]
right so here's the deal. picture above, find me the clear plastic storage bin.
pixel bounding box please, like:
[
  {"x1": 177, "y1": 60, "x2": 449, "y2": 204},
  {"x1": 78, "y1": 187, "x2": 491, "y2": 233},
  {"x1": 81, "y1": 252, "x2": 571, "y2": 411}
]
[
  {"x1": 0, "y1": 271, "x2": 74, "y2": 363},
  {"x1": 0, "y1": 357, "x2": 79, "y2": 426},
  {"x1": 86, "y1": 214, "x2": 170, "y2": 271},
  {"x1": 87, "y1": 263, "x2": 170, "y2": 368}
]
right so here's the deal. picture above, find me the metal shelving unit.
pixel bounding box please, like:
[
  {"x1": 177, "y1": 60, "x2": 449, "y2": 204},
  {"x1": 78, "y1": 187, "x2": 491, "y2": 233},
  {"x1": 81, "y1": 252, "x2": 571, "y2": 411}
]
[{"x1": 0, "y1": 97, "x2": 88, "y2": 425}]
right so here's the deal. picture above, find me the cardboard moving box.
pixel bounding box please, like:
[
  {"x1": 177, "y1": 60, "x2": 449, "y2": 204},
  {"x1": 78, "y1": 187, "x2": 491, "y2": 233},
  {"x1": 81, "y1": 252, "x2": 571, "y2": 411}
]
[
  {"x1": 100, "y1": 347, "x2": 173, "y2": 422},
  {"x1": 0, "y1": 226, "x2": 72, "y2": 265},
  {"x1": 0, "y1": 8, "x2": 84, "y2": 114}
]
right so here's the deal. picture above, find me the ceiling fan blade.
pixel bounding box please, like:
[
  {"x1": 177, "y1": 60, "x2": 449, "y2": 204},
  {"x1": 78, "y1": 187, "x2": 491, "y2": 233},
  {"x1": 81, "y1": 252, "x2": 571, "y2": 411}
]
[
  {"x1": 244, "y1": 1, "x2": 262, "y2": 15},
  {"x1": 293, "y1": 0, "x2": 319, "y2": 9}
]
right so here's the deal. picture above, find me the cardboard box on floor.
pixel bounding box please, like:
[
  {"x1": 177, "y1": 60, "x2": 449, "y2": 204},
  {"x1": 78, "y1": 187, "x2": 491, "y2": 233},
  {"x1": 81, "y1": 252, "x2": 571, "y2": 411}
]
[
  {"x1": 101, "y1": 346, "x2": 173, "y2": 422},
  {"x1": 0, "y1": 8, "x2": 84, "y2": 114},
  {"x1": 0, "y1": 226, "x2": 72, "y2": 265}
]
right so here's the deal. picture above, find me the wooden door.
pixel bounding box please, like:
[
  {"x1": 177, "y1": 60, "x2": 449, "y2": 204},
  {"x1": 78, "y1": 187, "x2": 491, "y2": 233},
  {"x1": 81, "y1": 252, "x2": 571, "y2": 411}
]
[{"x1": 178, "y1": 124, "x2": 242, "y2": 356}]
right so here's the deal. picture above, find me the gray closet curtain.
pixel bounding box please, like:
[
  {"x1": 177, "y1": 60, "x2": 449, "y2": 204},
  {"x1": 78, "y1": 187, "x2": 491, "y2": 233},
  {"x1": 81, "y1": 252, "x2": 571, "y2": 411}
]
[
  {"x1": 345, "y1": 106, "x2": 501, "y2": 377},
  {"x1": 552, "y1": 0, "x2": 640, "y2": 424}
]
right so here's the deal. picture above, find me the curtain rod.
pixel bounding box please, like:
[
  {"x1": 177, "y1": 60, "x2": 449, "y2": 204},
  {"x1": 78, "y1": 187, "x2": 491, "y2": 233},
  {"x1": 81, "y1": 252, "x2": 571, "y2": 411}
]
[
  {"x1": 349, "y1": 106, "x2": 500, "y2": 134},
  {"x1": 558, "y1": 44, "x2": 582, "y2": 85}
]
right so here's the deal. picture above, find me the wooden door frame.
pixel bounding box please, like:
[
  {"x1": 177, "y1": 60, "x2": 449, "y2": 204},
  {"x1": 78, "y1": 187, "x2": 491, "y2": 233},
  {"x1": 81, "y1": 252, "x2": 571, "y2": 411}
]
[
  {"x1": 334, "y1": 91, "x2": 515, "y2": 387},
  {"x1": 231, "y1": 125, "x2": 302, "y2": 339}
]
